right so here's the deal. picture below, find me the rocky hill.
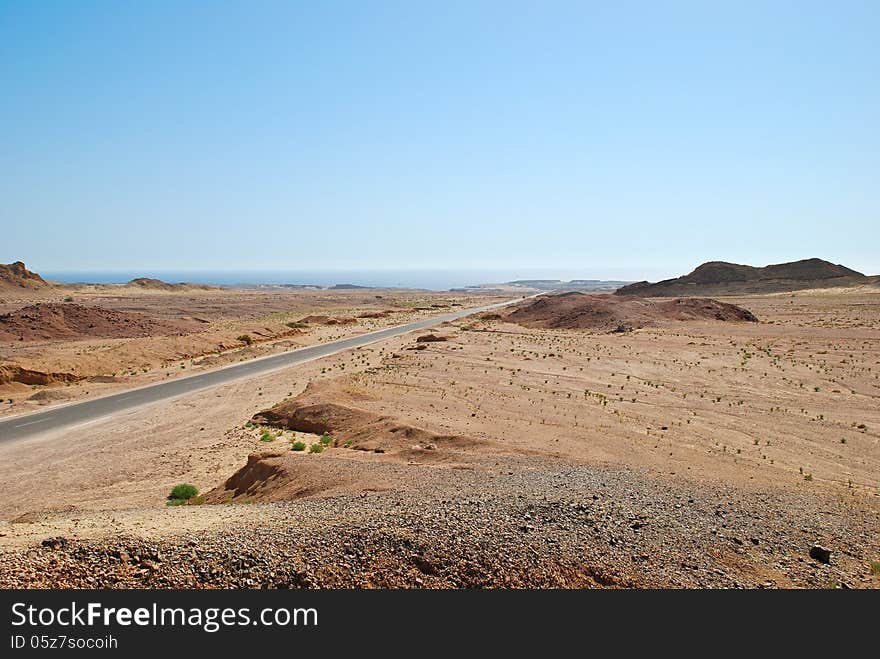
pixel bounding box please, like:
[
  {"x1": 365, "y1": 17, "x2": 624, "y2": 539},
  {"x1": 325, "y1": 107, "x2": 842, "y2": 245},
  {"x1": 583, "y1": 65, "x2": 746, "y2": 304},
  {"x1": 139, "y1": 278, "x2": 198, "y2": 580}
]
[
  {"x1": 616, "y1": 258, "x2": 877, "y2": 297},
  {"x1": 504, "y1": 293, "x2": 757, "y2": 332},
  {"x1": 0, "y1": 261, "x2": 51, "y2": 292},
  {"x1": 126, "y1": 277, "x2": 214, "y2": 291}
]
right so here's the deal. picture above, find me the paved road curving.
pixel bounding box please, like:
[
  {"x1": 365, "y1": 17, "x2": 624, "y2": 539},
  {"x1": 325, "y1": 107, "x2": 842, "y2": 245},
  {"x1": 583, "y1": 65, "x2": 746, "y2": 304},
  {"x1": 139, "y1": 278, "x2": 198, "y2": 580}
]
[{"x1": 0, "y1": 296, "x2": 530, "y2": 443}]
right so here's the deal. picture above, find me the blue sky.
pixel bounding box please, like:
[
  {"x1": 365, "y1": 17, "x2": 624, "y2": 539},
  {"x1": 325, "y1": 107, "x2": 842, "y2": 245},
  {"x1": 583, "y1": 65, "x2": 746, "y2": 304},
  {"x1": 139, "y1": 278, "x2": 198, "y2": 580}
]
[{"x1": 2, "y1": 1, "x2": 878, "y2": 280}]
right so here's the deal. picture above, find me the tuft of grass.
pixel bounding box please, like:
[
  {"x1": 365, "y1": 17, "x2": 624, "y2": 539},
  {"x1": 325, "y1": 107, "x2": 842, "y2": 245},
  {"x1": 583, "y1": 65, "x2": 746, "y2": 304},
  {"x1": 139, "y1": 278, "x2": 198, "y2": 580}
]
[
  {"x1": 236, "y1": 334, "x2": 253, "y2": 345},
  {"x1": 871, "y1": 561, "x2": 880, "y2": 576},
  {"x1": 167, "y1": 483, "x2": 198, "y2": 505},
  {"x1": 319, "y1": 434, "x2": 333, "y2": 446},
  {"x1": 291, "y1": 441, "x2": 307, "y2": 451},
  {"x1": 309, "y1": 443, "x2": 324, "y2": 454},
  {"x1": 803, "y1": 473, "x2": 813, "y2": 481},
  {"x1": 286, "y1": 321, "x2": 309, "y2": 329},
  {"x1": 260, "y1": 431, "x2": 276, "y2": 442}
]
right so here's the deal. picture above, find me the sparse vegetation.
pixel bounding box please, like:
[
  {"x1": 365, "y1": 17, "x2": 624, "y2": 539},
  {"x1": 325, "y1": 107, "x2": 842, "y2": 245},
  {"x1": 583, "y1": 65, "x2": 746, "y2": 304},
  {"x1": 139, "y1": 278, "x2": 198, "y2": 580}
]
[
  {"x1": 2, "y1": 283, "x2": 878, "y2": 589},
  {"x1": 237, "y1": 334, "x2": 253, "y2": 345},
  {"x1": 167, "y1": 483, "x2": 198, "y2": 505}
]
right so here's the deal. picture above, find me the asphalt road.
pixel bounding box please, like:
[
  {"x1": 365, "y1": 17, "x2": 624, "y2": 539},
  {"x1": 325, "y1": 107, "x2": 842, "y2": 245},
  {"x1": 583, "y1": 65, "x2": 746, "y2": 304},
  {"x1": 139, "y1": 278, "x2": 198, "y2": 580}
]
[{"x1": 0, "y1": 296, "x2": 529, "y2": 444}]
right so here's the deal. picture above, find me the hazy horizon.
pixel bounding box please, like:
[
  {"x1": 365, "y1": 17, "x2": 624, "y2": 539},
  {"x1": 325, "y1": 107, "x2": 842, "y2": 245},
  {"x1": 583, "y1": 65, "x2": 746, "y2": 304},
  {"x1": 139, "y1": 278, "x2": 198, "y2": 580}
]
[
  {"x1": 3, "y1": 2, "x2": 878, "y2": 276},
  {"x1": 37, "y1": 266, "x2": 638, "y2": 291},
  {"x1": 34, "y1": 255, "x2": 878, "y2": 287}
]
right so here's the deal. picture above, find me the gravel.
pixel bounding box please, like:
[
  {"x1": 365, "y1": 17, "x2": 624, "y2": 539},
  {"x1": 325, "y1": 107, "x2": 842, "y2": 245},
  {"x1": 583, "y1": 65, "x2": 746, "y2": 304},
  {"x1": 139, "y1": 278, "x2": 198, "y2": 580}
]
[{"x1": 1, "y1": 459, "x2": 876, "y2": 589}]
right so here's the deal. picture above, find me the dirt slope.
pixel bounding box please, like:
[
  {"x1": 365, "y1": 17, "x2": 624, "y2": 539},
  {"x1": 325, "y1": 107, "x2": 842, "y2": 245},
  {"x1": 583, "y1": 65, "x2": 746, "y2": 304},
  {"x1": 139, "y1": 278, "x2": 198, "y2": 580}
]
[
  {"x1": 504, "y1": 293, "x2": 757, "y2": 331},
  {"x1": 204, "y1": 380, "x2": 499, "y2": 503},
  {"x1": 0, "y1": 303, "x2": 199, "y2": 341}
]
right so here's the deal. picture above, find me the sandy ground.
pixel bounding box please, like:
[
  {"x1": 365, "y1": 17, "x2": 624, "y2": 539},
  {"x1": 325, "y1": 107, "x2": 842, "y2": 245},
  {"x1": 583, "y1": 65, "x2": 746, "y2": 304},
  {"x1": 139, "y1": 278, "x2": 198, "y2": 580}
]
[
  {"x1": 0, "y1": 286, "x2": 504, "y2": 417},
  {"x1": 0, "y1": 289, "x2": 877, "y2": 588}
]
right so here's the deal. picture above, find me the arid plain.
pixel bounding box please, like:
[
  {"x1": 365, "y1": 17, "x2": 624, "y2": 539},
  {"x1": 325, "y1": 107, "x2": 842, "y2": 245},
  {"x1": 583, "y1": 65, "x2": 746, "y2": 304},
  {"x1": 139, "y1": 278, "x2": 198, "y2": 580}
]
[{"x1": 0, "y1": 265, "x2": 878, "y2": 588}]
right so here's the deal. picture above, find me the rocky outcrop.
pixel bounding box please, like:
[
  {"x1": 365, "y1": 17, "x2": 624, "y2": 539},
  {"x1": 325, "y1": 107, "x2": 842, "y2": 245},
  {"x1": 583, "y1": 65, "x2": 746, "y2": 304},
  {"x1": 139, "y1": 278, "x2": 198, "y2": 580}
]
[
  {"x1": 0, "y1": 364, "x2": 81, "y2": 386},
  {"x1": 616, "y1": 258, "x2": 876, "y2": 297},
  {"x1": 0, "y1": 262, "x2": 50, "y2": 291}
]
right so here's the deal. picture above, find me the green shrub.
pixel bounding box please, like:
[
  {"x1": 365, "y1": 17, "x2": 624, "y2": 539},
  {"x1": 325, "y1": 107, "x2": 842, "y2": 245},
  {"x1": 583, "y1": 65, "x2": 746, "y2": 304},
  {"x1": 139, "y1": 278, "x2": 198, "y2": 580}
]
[
  {"x1": 260, "y1": 431, "x2": 276, "y2": 442},
  {"x1": 319, "y1": 434, "x2": 333, "y2": 446},
  {"x1": 291, "y1": 441, "x2": 307, "y2": 451},
  {"x1": 168, "y1": 483, "x2": 198, "y2": 501},
  {"x1": 871, "y1": 561, "x2": 880, "y2": 576},
  {"x1": 236, "y1": 334, "x2": 253, "y2": 345},
  {"x1": 309, "y1": 443, "x2": 324, "y2": 454}
]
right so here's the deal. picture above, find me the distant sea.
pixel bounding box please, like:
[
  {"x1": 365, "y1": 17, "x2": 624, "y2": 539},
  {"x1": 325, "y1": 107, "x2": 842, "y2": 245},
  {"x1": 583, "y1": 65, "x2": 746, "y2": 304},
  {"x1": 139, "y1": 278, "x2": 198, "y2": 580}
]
[{"x1": 40, "y1": 269, "x2": 605, "y2": 292}]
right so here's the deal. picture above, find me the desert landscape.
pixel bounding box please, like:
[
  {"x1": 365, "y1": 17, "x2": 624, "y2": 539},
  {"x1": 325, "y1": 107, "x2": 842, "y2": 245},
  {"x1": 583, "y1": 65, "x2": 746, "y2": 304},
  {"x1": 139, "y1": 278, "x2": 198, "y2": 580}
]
[
  {"x1": 0, "y1": 262, "x2": 506, "y2": 419},
  {"x1": 0, "y1": 259, "x2": 877, "y2": 589},
  {"x1": 5, "y1": 9, "x2": 878, "y2": 654}
]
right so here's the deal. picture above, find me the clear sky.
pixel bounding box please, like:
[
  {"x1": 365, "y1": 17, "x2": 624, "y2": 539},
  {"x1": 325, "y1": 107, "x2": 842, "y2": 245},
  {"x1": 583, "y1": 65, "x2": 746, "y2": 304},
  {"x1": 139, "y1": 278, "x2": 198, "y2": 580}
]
[{"x1": 2, "y1": 1, "x2": 878, "y2": 281}]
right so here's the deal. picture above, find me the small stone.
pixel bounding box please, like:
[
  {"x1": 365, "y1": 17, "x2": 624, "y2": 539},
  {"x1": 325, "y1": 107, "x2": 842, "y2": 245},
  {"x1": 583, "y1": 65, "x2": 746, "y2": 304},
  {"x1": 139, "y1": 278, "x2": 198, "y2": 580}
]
[
  {"x1": 41, "y1": 537, "x2": 67, "y2": 550},
  {"x1": 809, "y1": 544, "x2": 832, "y2": 564}
]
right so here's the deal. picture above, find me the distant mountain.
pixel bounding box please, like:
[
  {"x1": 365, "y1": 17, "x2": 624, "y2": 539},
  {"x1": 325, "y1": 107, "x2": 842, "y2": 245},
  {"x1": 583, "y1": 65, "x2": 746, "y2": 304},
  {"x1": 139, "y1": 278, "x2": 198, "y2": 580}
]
[
  {"x1": 126, "y1": 277, "x2": 213, "y2": 291},
  {"x1": 616, "y1": 258, "x2": 877, "y2": 297},
  {"x1": 128, "y1": 277, "x2": 180, "y2": 290},
  {"x1": 505, "y1": 279, "x2": 633, "y2": 292},
  {"x1": 0, "y1": 261, "x2": 51, "y2": 291}
]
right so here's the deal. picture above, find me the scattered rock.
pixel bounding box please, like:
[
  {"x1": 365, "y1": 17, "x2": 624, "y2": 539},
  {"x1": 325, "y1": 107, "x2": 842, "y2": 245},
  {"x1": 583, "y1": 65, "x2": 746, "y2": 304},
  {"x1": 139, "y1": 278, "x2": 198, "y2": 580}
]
[
  {"x1": 809, "y1": 544, "x2": 832, "y2": 564},
  {"x1": 41, "y1": 537, "x2": 68, "y2": 550},
  {"x1": 416, "y1": 334, "x2": 448, "y2": 343}
]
